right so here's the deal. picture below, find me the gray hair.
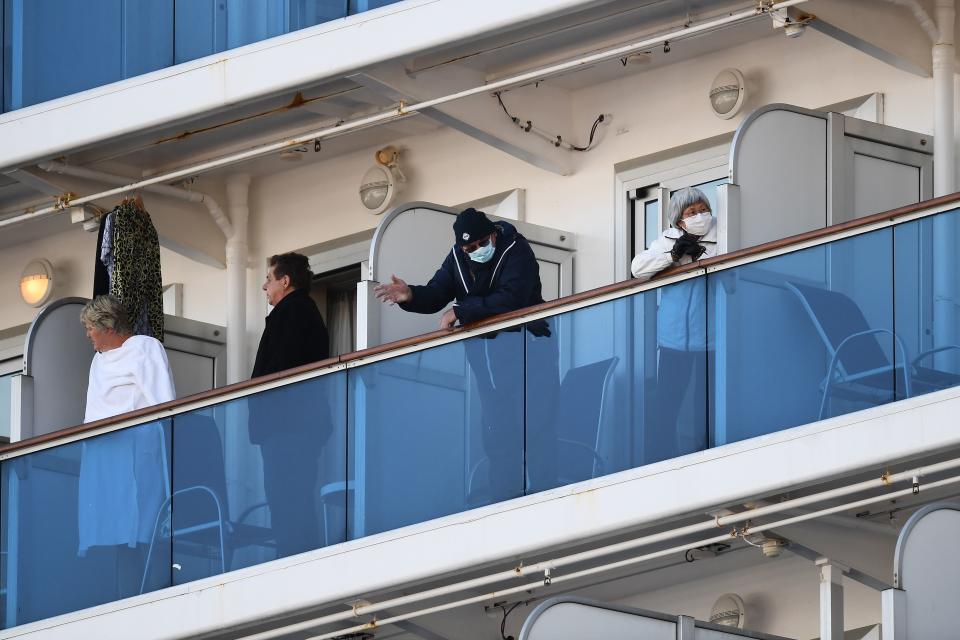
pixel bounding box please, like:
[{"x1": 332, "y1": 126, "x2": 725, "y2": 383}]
[
  {"x1": 80, "y1": 295, "x2": 133, "y2": 335},
  {"x1": 667, "y1": 186, "x2": 711, "y2": 228}
]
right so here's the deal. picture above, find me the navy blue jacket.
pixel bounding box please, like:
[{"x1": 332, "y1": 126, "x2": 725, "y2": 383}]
[{"x1": 400, "y1": 221, "x2": 544, "y2": 325}]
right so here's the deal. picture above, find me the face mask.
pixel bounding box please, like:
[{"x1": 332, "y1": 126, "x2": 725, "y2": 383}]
[
  {"x1": 468, "y1": 241, "x2": 496, "y2": 263},
  {"x1": 681, "y1": 212, "x2": 712, "y2": 236}
]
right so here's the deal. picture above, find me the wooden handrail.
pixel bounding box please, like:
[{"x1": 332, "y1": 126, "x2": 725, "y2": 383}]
[{"x1": 4, "y1": 191, "x2": 960, "y2": 456}]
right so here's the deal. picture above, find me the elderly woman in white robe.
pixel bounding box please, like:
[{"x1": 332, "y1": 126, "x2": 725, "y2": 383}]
[{"x1": 79, "y1": 295, "x2": 175, "y2": 562}]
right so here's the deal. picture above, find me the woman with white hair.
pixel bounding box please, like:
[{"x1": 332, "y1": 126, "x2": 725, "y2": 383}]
[
  {"x1": 77, "y1": 295, "x2": 174, "y2": 595},
  {"x1": 630, "y1": 187, "x2": 717, "y2": 462},
  {"x1": 630, "y1": 186, "x2": 717, "y2": 281}
]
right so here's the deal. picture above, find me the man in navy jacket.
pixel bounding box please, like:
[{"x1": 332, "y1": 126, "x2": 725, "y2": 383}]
[
  {"x1": 375, "y1": 208, "x2": 558, "y2": 502},
  {"x1": 374, "y1": 208, "x2": 544, "y2": 328}
]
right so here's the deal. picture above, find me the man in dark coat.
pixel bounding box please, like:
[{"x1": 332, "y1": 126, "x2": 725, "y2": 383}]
[
  {"x1": 374, "y1": 208, "x2": 559, "y2": 502},
  {"x1": 251, "y1": 252, "x2": 330, "y2": 557}
]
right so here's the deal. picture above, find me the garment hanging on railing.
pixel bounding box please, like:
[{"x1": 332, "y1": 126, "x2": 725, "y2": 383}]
[{"x1": 94, "y1": 199, "x2": 164, "y2": 341}]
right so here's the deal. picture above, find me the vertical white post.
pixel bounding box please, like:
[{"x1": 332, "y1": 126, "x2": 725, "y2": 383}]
[
  {"x1": 882, "y1": 588, "x2": 907, "y2": 640},
  {"x1": 933, "y1": 0, "x2": 955, "y2": 198},
  {"x1": 818, "y1": 560, "x2": 844, "y2": 640},
  {"x1": 225, "y1": 174, "x2": 251, "y2": 384},
  {"x1": 933, "y1": 0, "x2": 958, "y2": 372}
]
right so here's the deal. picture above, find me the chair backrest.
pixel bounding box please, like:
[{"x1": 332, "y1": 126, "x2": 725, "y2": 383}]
[
  {"x1": 171, "y1": 413, "x2": 229, "y2": 526},
  {"x1": 556, "y1": 357, "x2": 619, "y2": 480},
  {"x1": 786, "y1": 282, "x2": 890, "y2": 375}
]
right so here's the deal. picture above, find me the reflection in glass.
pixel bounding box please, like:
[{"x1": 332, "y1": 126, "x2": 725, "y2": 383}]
[
  {"x1": 1, "y1": 420, "x2": 172, "y2": 628},
  {"x1": 894, "y1": 209, "x2": 960, "y2": 399},
  {"x1": 167, "y1": 372, "x2": 346, "y2": 585},
  {"x1": 349, "y1": 331, "x2": 523, "y2": 538},
  {"x1": 710, "y1": 229, "x2": 894, "y2": 445}
]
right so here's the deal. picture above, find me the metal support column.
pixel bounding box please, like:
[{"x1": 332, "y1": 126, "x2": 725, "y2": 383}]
[{"x1": 817, "y1": 559, "x2": 844, "y2": 640}]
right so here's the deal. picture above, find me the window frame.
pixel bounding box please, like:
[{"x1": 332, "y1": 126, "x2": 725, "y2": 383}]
[{"x1": 614, "y1": 137, "x2": 731, "y2": 282}]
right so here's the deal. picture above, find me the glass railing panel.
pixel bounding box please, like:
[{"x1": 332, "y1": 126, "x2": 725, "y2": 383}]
[
  {"x1": 348, "y1": 330, "x2": 524, "y2": 538},
  {"x1": 169, "y1": 372, "x2": 346, "y2": 583},
  {"x1": 525, "y1": 280, "x2": 709, "y2": 492},
  {"x1": 894, "y1": 207, "x2": 960, "y2": 400},
  {"x1": 709, "y1": 228, "x2": 895, "y2": 445},
  {"x1": 0, "y1": 419, "x2": 172, "y2": 628}
]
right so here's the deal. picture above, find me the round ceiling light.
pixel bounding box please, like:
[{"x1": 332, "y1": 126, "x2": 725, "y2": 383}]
[
  {"x1": 710, "y1": 593, "x2": 746, "y2": 628},
  {"x1": 709, "y1": 68, "x2": 747, "y2": 120},
  {"x1": 20, "y1": 259, "x2": 54, "y2": 307},
  {"x1": 359, "y1": 147, "x2": 405, "y2": 215}
]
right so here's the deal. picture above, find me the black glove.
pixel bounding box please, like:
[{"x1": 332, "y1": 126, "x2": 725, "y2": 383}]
[{"x1": 670, "y1": 232, "x2": 706, "y2": 262}]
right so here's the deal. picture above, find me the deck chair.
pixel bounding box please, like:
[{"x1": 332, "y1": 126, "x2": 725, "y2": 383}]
[
  {"x1": 786, "y1": 282, "x2": 960, "y2": 420},
  {"x1": 140, "y1": 414, "x2": 274, "y2": 593},
  {"x1": 466, "y1": 356, "x2": 619, "y2": 499},
  {"x1": 555, "y1": 356, "x2": 620, "y2": 485}
]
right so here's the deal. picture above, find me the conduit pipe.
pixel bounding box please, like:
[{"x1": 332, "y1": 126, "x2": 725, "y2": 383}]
[
  {"x1": 37, "y1": 161, "x2": 234, "y2": 238},
  {"x1": 247, "y1": 456, "x2": 960, "y2": 640},
  {"x1": 0, "y1": 0, "x2": 809, "y2": 231},
  {"x1": 225, "y1": 174, "x2": 251, "y2": 383}
]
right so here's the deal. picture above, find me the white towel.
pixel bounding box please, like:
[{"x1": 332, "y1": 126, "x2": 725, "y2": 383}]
[{"x1": 79, "y1": 335, "x2": 175, "y2": 555}]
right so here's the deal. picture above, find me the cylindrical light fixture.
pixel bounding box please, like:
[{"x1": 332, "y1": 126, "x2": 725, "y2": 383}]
[
  {"x1": 709, "y1": 68, "x2": 747, "y2": 119},
  {"x1": 20, "y1": 259, "x2": 54, "y2": 307}
]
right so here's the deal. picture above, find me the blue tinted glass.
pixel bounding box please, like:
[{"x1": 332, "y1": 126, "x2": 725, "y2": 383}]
[
  {"x1": 290, "y1": 0, "x2": 348, "y2": 26},
  {"x1": 2, "y1": 0, "x2": 173, "y2": 111},
  {"x1": 894, "y1": 208, "x2": 960, "y2": 399},
  {"x1": 0, "y1": 374, "x2": 13, "y2": 441},
  {"x1": 644, "y1": 200, "x2": 659, "y2": 250},
  {"x1": 647, "y1": 278, "x2": 709, "y2": 463},
  {"x1": 526, "y1": 303, "x2": 623, "y2": 492},
  {"x1": 349, "y1": 0, "x2": 404, "y2": 12},
  {"x1": 710, "y1": 228, "x2": 894, "y2": 445},
  {"x1": 1, "y1": 420, "x2": 172, "y2": 628},
  {"x1": 171, "y1": 373, "x2": 346, "y2": 580},
  {"x1": 349, "y1": 331, "x2": 524, "y2": 538}
]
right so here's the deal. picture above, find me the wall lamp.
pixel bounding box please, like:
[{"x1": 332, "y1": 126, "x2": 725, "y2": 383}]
[{"x1": 20, "y1": 259, "x2": 54, "y2": 307}]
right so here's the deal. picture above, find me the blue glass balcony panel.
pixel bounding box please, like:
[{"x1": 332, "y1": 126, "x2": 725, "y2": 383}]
[
  {"x1": 0, "y1": 420, "x2": 172, "y2": 627},
  {"x1": 894, "y1": 209, "x2": 960, "y2": 400},
  {"x1": 1, "y1": 0, "x2": 396, "y2": 113},
  {"x1": 169, "y1": 373, "x2": 346, "y2": 584},
  {"x1": 524, "y1": 282, "x2": 709, "y2": 493},
  {"x1": 348, "y1": 331, "x2": 524, "y2": 538},
  {"x1": 6, "y1": 207, "x2": 960, "y2": 630},
  {"x1": 708, "y1": 228, "x2": 895, "y2": 445}
]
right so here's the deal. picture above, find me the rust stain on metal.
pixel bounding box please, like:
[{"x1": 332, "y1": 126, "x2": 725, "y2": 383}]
[{"x1": 148, "y1": 88, "x2": 358, "y2": 147}]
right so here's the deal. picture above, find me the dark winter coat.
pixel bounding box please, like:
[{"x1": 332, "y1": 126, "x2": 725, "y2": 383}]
[
  {"x1": 250, "y1": 287, "x2": 330, "y2": 445},
  {"x1": 252, "y1": 288, "x2": 329, "y2": 378},
  {"x1": 400, "y1": 221, "x2": 544, "y2": 326}
]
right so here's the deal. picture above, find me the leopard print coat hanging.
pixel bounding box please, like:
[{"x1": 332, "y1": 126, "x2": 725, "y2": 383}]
[{"x1": 109, "y1": 200, "x2": 164, "y2": 341}]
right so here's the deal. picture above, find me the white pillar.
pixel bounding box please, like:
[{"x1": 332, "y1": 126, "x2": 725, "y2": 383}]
[
  {"x1": 882, "y1": 588, "x2": 906, "y2": 640},
  {"x1": 818, "y1": 560, "x2": 844, "y2": 640},
  {"x1": 933, "y1": 0, "x2": 955, "y2": 197},
  {"x1": 225, "y1": 174, "x2": 251, "y2": 384},
  {"x1": 933, "y1": 0, "x2": 957, "y2": 370}
]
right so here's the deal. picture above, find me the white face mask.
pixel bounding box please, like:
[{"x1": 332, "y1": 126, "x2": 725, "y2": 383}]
[{"x1": 681, "y1": 212, "x2": 712, "y2": 236}]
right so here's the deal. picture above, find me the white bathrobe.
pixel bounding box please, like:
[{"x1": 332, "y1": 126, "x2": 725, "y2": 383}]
[{"x1": 79, "y1": 335, "x2": 175, "y2": 556}]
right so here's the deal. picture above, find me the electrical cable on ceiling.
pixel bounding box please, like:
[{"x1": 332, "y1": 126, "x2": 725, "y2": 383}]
[
  {"x1": 497, "y1": 600, "x2": 526, "y2": 640},
  {"x1": 495, "y1": 91, "x2": 606, "y2": 152}
]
